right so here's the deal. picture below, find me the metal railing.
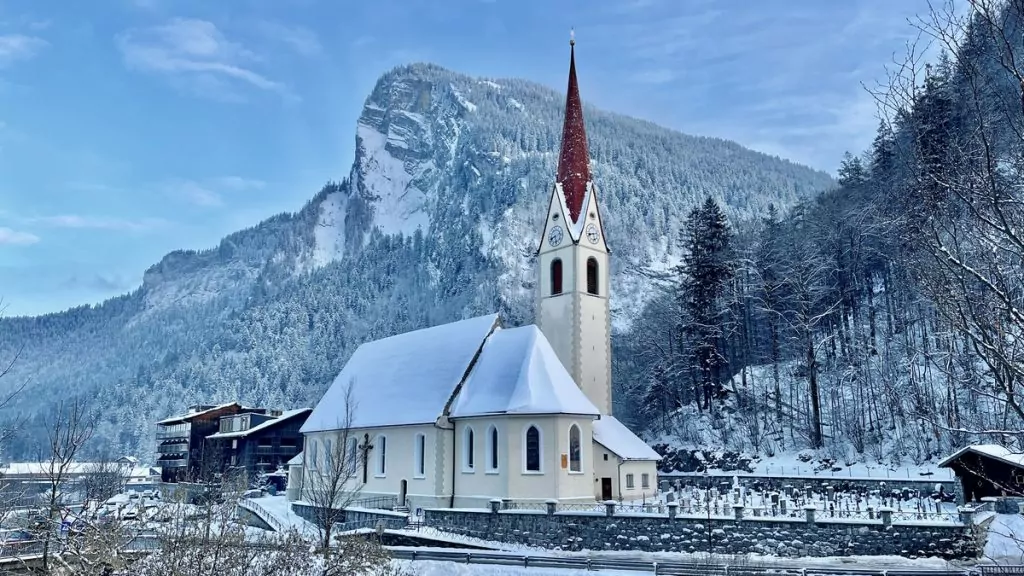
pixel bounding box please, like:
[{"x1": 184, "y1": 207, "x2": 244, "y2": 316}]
[
  {"x1": 347, "y1": 496, "x2": 398, "y2": 510},
  {"x1": 387, "y1": 548, "x2": 975, "y2": 576},
  {"x1": 239, "y1": 498, "x2": 285, "y2": 532}
]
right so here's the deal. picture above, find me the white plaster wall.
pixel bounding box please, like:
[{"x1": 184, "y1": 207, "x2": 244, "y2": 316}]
[
  {"x1": 302, "y1": 424, "x2": 449, "y2": 509},
  {"x1": 592, "y1": 442, "x2": 619, "y2": 500},
  {"x1": 619, "y1": 460, "x2": 659, "y2": 501},
  {"x1": 452, "y1": 416, "x2": 596, "y2": 508}
]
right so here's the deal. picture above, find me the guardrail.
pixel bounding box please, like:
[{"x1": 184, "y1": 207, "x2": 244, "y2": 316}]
[
  {"x1": 238, "y1": 498, "x2": 285, "y2": 532},
  {"x1": 0, "y1": 532, "x2": 1000, "y2": 576},
  {"x1": 387, "y1": 548, "x2": 978, "y2": 576}
]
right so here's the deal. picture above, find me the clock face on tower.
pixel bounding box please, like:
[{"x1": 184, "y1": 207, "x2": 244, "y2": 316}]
[
  {"x1": 548, "y1": 225, "x2": 563, "y2": 247},
  {"x1": 586, "y1": 223, "x2": 600, "y2": 244}
]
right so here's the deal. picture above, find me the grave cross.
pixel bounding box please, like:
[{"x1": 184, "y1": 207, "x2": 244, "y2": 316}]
[{"x1": 358, "y1": 433, "x2": 374, "y2": 484}]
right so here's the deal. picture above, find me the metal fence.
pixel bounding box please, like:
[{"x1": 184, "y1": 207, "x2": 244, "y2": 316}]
[
  {"x1": 239, "y1": 498, "x2": 285, "y2": 532},
  {"x1": 388, "y1": 548, "x2": 976, "y2": 576}
]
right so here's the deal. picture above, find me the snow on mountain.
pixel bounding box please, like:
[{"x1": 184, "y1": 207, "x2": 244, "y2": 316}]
[{"x1": 0, "y1": 63, "x2": 832, "y2": 460}]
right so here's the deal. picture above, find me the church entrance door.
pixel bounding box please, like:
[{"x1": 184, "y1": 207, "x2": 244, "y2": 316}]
[
  {"x1": 601, "y1": 478, "x2": 613, "y2": 501},
  {"x1": 398, "y1": 479, "x2": 408, "y2": 507}
]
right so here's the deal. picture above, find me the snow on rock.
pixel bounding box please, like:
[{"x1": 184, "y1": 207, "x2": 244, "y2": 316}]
[
  {"x1": 312, "y1": 188, "x2": 347, "y2": 266},
  {"x1": 355, "y1": 122, "x2": 430, "y2": 237},
  {"x1": 450, "y1": 86, "x2": 477, "y2": 112}
]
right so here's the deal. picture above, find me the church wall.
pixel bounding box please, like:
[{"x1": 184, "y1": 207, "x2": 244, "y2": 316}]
[
  {"x1": 301, "y1": 424, "x2": 451, "y2": 510},
  {"x1": 578, "y1": 290, "x2": 610, "y2": 414},
  {"x1": 619, "y1": 460, "x2": 659, "y2": 502},
  {"x1": 592, "y1": 443, "x2": 619, "y2": 500},
  {"x1": 503, "y1": 415, "x2": 595, "y2": 505}
]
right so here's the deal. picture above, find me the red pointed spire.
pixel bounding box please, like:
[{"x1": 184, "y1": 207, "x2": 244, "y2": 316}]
[{"x1": 556, "y1": 32, "x2": 590, "y2": 223}]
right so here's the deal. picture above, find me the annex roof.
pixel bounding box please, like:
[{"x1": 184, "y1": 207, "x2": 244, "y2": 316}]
[
  {"x1": 593, "y1": 416, "x2": 662, "y2": 461},
  {"x1": 450, "y1": 325, "x2": 600, "y2": 418},
  {"x1": 301, "y1": 314, "x2": 500, "y2": 433},
  {"x1": 938, "y1": 444, "x2": 1024, "y2": 470}
]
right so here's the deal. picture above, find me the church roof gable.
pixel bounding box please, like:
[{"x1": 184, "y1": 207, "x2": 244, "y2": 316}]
[
  {"x1": 301, "y1": 314, "x2": 500, "y2": 433},
  {"x1": 449, "y1": 325, "x2": 600, "y2": 418},
  {"x1": 593, "y1": 416, "x2": 662, "y2": 461}
]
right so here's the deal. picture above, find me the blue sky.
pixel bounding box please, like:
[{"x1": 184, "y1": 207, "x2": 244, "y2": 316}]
[{"x1": 0, "y1": 0, "x2": 935, "y2": 316}]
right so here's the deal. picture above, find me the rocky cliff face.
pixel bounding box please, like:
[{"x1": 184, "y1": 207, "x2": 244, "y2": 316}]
[{"x1": 0, "y1": 63, "x2": 832, "y2": 459}]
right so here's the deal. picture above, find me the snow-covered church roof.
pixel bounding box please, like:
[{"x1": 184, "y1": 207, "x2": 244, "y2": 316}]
[
  {"x1": 301, "y1": 314, "x2": 500, "y2": 432},
  {"x1": 450, "y1": 325, "x2": 600, "y2": 418},
  {"x1": 593, "y1": 416, "x2": 662, "y2": 461}
]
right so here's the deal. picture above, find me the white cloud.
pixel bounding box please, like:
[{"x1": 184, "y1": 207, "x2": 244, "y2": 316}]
[
  {"x1": 30, "y1": 214, "x2": 167, "y2": 231},
  {"x1": 256, "y1": 22, "x2": 321, "y2": 57},
  {"x1": 167, "y1": 180, "x2": 223, "y2": 207},
  {"x1": 213, "y1": 176, "x2": 266, "y2": 190},
  {"x1": 115, "y1": 18, "x2": 291, "y2": 101},
  {"x1": 0, "y1": 227, "x2": 39, "y2": 245},
  {"x1": 0, "y1": 34, "x2": 47, "y2": 67},
  {"x1": 162, "y1": 176, "x2": 265, "y2": 207}
]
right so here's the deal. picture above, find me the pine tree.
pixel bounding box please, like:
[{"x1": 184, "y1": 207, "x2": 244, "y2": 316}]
[{"x1": 676, "y1": 196, "x2": 734, "y2": 411}]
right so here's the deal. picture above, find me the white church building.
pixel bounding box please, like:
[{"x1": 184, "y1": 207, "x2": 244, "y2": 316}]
[{"x1": 295, "y1": 39, "x2": 660, "y2": 510}]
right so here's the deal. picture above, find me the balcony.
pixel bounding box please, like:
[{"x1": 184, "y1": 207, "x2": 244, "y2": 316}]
[
  {"x1": 156, "y1": 424, "x2": 191, "y2": 440},
  {"x1": 254, "y1": 445, "x2": 298, "y2": 455},
  {"x1": 158, "y1": 457, "x2": 188, "y2": 468},
  {"x1": 157, "y1": 443, "x2": 189, "y2": 455}
]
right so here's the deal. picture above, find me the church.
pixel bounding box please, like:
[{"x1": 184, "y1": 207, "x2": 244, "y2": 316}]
[{"x1": 296, "y1": 38, "x2": 660, "y2": 510}]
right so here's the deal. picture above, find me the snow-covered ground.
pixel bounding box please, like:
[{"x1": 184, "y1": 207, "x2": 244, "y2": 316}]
[{"x1": 983, "y1": 514, "x2": 1024, "y2": 563}]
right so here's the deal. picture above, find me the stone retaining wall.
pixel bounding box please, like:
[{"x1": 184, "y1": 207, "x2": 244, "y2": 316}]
[{"x1": 422, "y1": 508, "x2": 977, "y2": 559}]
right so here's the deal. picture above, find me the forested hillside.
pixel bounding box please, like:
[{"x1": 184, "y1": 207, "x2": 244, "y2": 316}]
[
  {"x1": 0, "y1": 61, "x2": 831, "y2": 460},
  {"x1": 619, "y1": 0, "x2": 1024, "y2": 468}
]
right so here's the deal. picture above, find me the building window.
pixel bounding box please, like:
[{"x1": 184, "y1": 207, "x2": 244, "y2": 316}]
[
  {"x1": 525, "y1": 425, "x2": 542, "y2": 473},
  {"x1": 626, "y1": 473, "x2": 635, "y2": 489},
  {"x1": 375, "y1": 435, "x2": 387, "y2": 477},
  {"x1": 487, "y1": 425, "x2": 499, "y2": 473},
  {"x1": 463, "y1": 426, "x2": 475, "y2": 472},
  {"x1": 642, "y1": 473, "x2": 650, "y2": 489},
  {"x1": 414, "y1": 433, "x2": 426, "y2": 478},
  {"x1": 309, "y1": 439, "x2": 318, "y2": 470},
  {"x1": 324, "y1": 439, "x2": 333, "y2": 469},
  {"x1": 568, "y1": 424, "x2": 582, "y2": 473},
  {"x1": 586, "y1": 257, "x2": 599, "y2": 295},
  {"x1": 346, "y1": 437, "x2": 358, "y2": 475},
  {"x1": 551, "y1": 259, "x2": 563, "y2": 295},
  {"x1": 603, "y1": 453, "x2": 608, "y2": 461}
]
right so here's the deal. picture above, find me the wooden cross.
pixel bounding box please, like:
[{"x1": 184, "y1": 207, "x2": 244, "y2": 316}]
[{"x1": 358, "y1": 433, "x2": 374, "y2": 484}]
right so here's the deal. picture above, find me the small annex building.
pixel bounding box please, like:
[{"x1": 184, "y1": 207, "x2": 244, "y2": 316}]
[{"x1": 939, "y1": 444, "x2": 1024, "y2": 503}]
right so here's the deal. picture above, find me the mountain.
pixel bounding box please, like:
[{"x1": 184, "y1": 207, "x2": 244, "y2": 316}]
[{"x1": 0, "y1": 62, "x2": 832, "y2": 460}]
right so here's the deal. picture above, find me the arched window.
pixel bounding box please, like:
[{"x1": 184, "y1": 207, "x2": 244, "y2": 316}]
[
  {"x1": 375, "y1": 434, "x2": 387, "y2": 477},
  {"x1": 568, "y1": 424, "x2": 582, "y2": 472},
  {"x1": 586, "y1": 257, "x2": 599, "y2": 295},
  {"x1": 324, "y1": 438, "x2": 333, "y2": 469},
  {"x1": 346, "y1": 437, "x2": 358, "y2": 475},
  {"x1": 414, "y1": 433, "x2": 426, "y2": 478},
  {"x1": 463, "y1": 426, "x2": 475, "y2": 472},
  {"x1": 524, "y1": 425, "x2": 542, "y2": 473},
  {"x1": 487, "y1": 425, "x2": 499, "y2": 472},
  {"x1": 550, "y1": 259, "x2": 563, "y2": 295}
]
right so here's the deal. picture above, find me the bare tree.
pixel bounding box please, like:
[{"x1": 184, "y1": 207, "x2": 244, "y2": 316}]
[
  {"x1": 35, "y1": 398, "x2": 97, "y2": 572},
  {"x1": 301, "y1": 380, "x2": 363, "y2": 553}
]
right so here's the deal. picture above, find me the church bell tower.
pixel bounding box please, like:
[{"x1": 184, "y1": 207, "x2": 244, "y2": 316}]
[{"x1": 536, "y1": 34, "x2": 612, "y2": 415}]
